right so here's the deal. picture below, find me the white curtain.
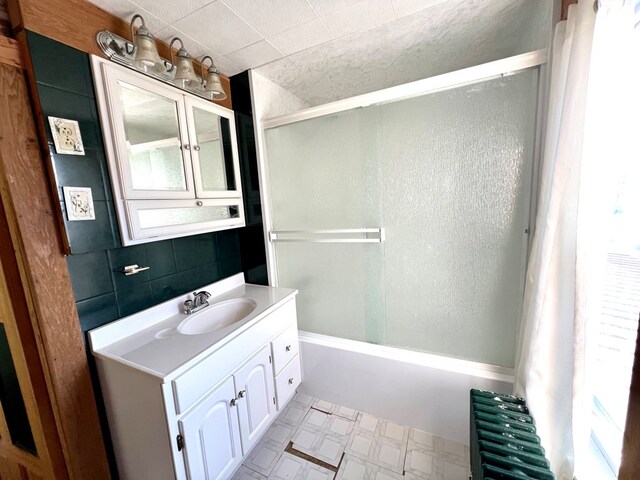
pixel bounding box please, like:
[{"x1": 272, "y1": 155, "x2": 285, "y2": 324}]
[
  {"x1": 515, "y1": 0, "x2": 640, "y2": 478},
  {"x1": 514, "y1": 1, "x2": 595, "y2": 479}
]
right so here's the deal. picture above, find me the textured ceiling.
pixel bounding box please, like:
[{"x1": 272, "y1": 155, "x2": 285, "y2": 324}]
[
  {"x1": 255, "y1": 0, "x2": 553, "y2": 106},
  {"x1": 88, "y1": 0, "x2": 549, "y2": 76},
  {"x1": 89, "y1": 0, "x2": 553, "y2": 106}
]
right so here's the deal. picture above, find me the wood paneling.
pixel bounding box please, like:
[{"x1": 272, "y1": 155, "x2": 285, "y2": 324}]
[
  {"x1": 10, "y1": 29, "x2": 69, "y2": 255},
  {"x1": 0, "y1": 35, "x2": 20, "y2": 67},
  {"x1": 0, "y1": 61, "x2": 109, "y2": 479},
  {"x1": 7, "y1": 0, "x2": 232, "y2": 109},
  {"x1": 0, "y1": 195, "x2": 67, "y2": 480},
  {"x1": 618, "y1": 314, "x2": 640, "y2": 480},
  {"x1": 0, "y1": 451, "x2": 44, "y2": 480}
]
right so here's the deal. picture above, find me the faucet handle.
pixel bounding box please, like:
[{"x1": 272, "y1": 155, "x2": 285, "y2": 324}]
[
  {"x1": 194, "y1": 290, "x2": 211, "y2": 298},
  {"x1": 183, "y1": 299, "x2": 194, "y2": 314}
]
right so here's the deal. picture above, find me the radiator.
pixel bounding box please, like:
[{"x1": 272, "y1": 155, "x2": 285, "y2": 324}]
[{"x1": 470, "y1": 389, "x2": 555, "y2": 480}]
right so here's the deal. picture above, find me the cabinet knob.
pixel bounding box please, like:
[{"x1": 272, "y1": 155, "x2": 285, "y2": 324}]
[
  {"x1": 196, "y1": 201, "x2": 203, "y2": 207},
  {"x1": 230, "y1": 398, "x2": 238, "y2": 407},
  {"x1": 183, "y1": 144, "x2": 191, "y2": 150},
  {"x1": 285, "y1": 345, "x2": 291, "y2": 352},
  {"x1": 238, "y1": 390, "x2": 246, "y2": 398},
  {"x1": 288, "y1": 378, "x2": 294, "y2": 385},
  {"x1": 193, "y1": 145, "x2": 201, "y2": 151}
]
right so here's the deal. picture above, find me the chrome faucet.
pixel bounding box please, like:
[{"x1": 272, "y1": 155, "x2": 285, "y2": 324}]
[{"x1": 183, "y1": 290, "x2": 211, "y2": 315}]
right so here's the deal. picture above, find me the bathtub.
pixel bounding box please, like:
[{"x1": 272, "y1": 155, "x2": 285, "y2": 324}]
[{"x1": 296, "y1": 331, "x2": 514, "y2": 445}]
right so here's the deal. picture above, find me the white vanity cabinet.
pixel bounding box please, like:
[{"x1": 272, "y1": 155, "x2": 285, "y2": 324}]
[
  {"x1": 180, "y1": 376, "x2": 243, "y2": 480},
  {"x1": 235, "y1": 345, "x2": 277, "y2": 451},
  {"x1": 180, "y1": 346, "x2": 275, "y2": 480},
  {"x1": 89, "y1": 277, "x2": 300, "y2": 480},
  {"x1": 91, "y1": 56, "x2": 245, "y2": 245}
]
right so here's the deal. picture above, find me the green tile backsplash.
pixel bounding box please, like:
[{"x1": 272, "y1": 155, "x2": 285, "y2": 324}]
[
  {"x1": 66, "y1": 231, "x2": 238, "y2": 331},
  {"x1": 26, "y1": 31, "x2": 247, "y2": 332}
]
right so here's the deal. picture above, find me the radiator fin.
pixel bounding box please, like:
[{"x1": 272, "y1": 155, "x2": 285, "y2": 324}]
[{"x1": 470, "y1": 389, "x2": 555, "y2": 480}]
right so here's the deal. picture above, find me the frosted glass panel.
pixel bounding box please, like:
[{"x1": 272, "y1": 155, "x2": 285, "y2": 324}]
[
  {"x1": 266, "y1": 107, "x2": 382, "y2": 230},
  {"x1": 380, "y1": 70, "x2": 538, "y2": 367},
  {"x1": 267, "y1": 107, "x2": 385, "y2": 343},
  {"x1": 138, "y1": 205, "x2": 239, "y2": 229},
  {"x1": 265, "y1": 68, "x2": 538, "y2": 367},
  {"x1": 275, "y1": 242, "x2": 385, "y2": 344}
]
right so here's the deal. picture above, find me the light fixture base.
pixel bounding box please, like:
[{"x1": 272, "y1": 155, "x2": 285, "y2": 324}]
[{"x1": 96, "y1": 30, "x2": 224, "y2": 103}]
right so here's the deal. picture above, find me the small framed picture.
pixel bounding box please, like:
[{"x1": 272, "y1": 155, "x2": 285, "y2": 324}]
[
  {"x1": 48, "y1": 116, "x2": 85, "y2": 156},
  {"x1": 63, "y1": 187, "x2": 95, "y2": 221}
]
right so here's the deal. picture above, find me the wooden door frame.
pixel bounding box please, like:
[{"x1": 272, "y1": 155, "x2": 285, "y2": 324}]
[
  {"x1": 0, "y1": 36, "x2": 110, "y2": 479},
  {"x1": 619, "y1": 315, "x2": 640, "y2": 479},
  {"x1": 0, "y1": 195, "x2": 66, "y2": 479}
]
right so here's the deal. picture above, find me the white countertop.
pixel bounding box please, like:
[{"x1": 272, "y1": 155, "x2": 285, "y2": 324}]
[{"x1": 89, "y1": 274, "x2": 297, "y2": 380}]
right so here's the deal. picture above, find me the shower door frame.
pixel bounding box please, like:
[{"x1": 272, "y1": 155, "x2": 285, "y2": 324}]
[
  {"x1": 254, "y1": 49, "x2": 548, "y2": 289},
  {"x1": 252, "y1": 49, "x2": 549, "y2": 377}
]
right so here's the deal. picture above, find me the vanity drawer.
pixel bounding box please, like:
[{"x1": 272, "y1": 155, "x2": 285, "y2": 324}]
[
  {"x1": 275, "y1": 355, "x2": 301, "y2": 409},
  {"x1": 271, "y1": 325, "x2": 299, "y2": 375}
]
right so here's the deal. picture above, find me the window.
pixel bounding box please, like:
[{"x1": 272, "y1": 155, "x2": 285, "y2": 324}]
[{"x1": 590, "y1": 162, "x2": 640, "y2": 475}]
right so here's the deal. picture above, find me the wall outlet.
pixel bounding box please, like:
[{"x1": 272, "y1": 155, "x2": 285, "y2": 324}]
[
  {"x1": 63, "y1": 186, "x2": 95, "y2": 221},
  {"x1": 48, "y1": 117, "x2": 85, "y2": 155}
]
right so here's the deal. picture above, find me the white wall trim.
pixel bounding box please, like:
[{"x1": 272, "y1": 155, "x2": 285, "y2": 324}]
[
  {"x1": 299, "y1": 331, "x2": 515, "y2": 383},
  {"x1": 262, "y1": 49, "x2": 548, "y2": 130}
]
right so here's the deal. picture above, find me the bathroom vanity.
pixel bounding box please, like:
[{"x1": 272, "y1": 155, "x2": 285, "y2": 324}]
[{"x1": 89, "y1": 274, "x2": 300, "y2": 480}]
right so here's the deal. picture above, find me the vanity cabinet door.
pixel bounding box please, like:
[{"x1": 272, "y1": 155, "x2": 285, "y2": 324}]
[
  {"x1": 234, "y1": 345, "x2": 277, "y2": 453},
  {"x1": 179, "y1": 376, "x2": 242, "y2": 480},
  {"x1": 185, "y1": 98, "x2": 242, "y2": 199},
  {"x1": 101, "y1": 64, "x2": 195, "y2": 200}
]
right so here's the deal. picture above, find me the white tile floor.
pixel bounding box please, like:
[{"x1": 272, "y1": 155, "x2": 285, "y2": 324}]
[{"x1": 233, "y1": 393, "x2": 471, "y2": 480}]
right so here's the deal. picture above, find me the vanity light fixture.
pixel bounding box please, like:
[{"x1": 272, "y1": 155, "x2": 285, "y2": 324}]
[
  {"x1": 96, "y1": 22, "x2": 227, "y2": 103},
  {"x1": 127, "y1": 14, "x2": 163, "y2": 73},
  {"x1": 200, "y1": 56, "x2": 227, "y2": 101},
  {"x1": 170, "y1": 37, "x2": 199, "y2": 89}
]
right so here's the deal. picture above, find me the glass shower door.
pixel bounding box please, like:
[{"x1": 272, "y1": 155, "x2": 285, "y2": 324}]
[
  {"x1": 379, "y1": 70, "x2": 538, "y2": 367},
  {"x1": 264, "y1": 67, "x2": 539, "y2": 367},
  {"x1": 265, "y1": 107, "x2": 387, "y2": 344}
]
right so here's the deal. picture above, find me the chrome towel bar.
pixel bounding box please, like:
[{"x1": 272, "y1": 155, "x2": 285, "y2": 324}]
[{"x1": 268, "y1": 228, "x2": 385, "y2": 243}]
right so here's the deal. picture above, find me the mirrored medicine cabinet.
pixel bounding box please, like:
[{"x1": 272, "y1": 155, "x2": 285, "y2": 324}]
[{"x1": 91, "y1": 56, "x2": 245, "y2": 245}]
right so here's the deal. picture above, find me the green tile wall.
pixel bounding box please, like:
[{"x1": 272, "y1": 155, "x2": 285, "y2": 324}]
[
  {"x1": 25, "y1": 32, "x2": 261, "y2": 333},
  {"x1": 0, "y1": 324, "x2": 36, "y2": 455},
  {"x1": 232, "y1": 72, "x2": 268, "y2": 285},
  {"x1": 68, "y1": 230, "x2": 241, "y2": 331},
  {"x1": 28, "y1": 30, "x2": 120, "y2": 254}
]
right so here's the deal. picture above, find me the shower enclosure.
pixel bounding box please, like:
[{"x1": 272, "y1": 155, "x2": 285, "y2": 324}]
[{"x1": 258, "y1": 51, "x2": 544, "y2": 369}]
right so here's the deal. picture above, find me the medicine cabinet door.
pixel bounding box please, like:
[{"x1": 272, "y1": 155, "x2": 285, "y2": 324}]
[
  {"x1": 185, "y1": 98, "x2": 242, "y2": 199},
  {"x1": 102, "y1": 64, "x2": 195, "y2": 199}
]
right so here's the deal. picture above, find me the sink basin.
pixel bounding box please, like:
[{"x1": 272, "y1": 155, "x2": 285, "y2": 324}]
[{"x1": 178, "y1": 298, "x2": 257, "y2": 335}]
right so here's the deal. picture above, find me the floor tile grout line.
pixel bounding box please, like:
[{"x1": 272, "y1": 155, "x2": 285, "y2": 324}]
[
  {"x1": 261, "y1": 394, "x2": 470, "y2": 480},
  {"x1": 332, "y1": 452, "x2": 345, "y2": 480},
  {"x1": 242, "y1": 463, "x2": 269, "y2": 478},
  {"x1": 284, "y1": 441, "x2": 339, "y2": 472}
]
